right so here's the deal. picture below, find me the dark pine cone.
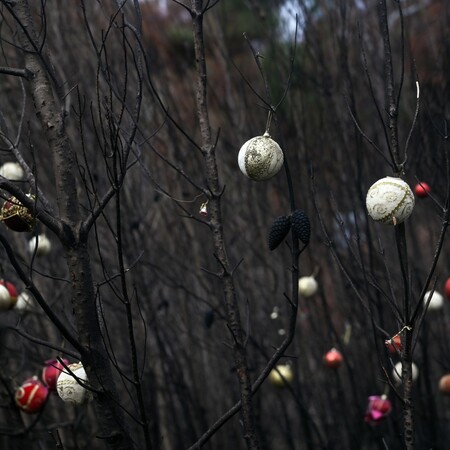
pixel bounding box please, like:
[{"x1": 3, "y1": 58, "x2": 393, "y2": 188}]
[
  {"x1": 291, "y1": 209, "x2": 310, "y2": 245},
  {"x1": 268, "y1": 215, "x2": 291, "y2": 250}
]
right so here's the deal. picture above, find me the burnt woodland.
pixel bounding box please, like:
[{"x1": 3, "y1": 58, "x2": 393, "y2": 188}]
[{"x1": 0, "y1": 0, "x2": 448, "y2": 449}]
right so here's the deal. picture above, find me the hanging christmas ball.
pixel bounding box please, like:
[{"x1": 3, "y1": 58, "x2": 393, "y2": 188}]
[
  {"x1": 366, "y1": 177, "x2": 415, "y2": 225},
  {"x1": 15, "y1": 376, "x2": 48, "y2": 413},
  {"x1": 444, "y1": 278, "x2": 450, "y2": 300},
  {"x1": 0, "y1": 162, "x2": 24, "y2": 181},
  {"x1": 269, "y1": 364, "x2": 294, "y2": 387},
  {"x1": 28, "y1": 234, "x2": 52, "y2": 256},
  {"x1": 385, "y1": 335, "x2": 402, "y2": 354},
  {"x1": 298, "y1": 276, "x2": 318, "y2": 297},
  {"x1": 238, "y1": 132, "x2": 284, "y2": 181},
  {"x1": 424, "y1": 290, "x2": 444, "y2": 311},
  {"x1": 364, "y1": 395, "x2": 392, "y2": 424},
  {"x1": 324, "y1": 348, "x2": 343, "y2": 369},
  {"x1": 1, "y1": 195, "x2": 34, "y2": 232},
  {"x1": 56, "y1": 362, "x2": 90, "y2": 404},
  {"x1": 438, "y1": 374, "x2": 450, "y2": 395},
  {"x1": 14, "y1": 291, "x2": 34, "y2": 312},
  {"x1": 0, "y1": 280, "x2": 18, "y2": 310},
  {"x1": 42, "y1": 359, "x2": 69, "y2": 391},
  {"x1": 392, "y1": 361, "x2": 419, "y2": 384},
  {"x1": 414, "y1": 182, "x2": 431, "y2": 198}
]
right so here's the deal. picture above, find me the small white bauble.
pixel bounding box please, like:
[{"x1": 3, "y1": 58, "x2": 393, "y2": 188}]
[
  {"x1": 366, "y1": 177, "x2": 414, "y2": 224},
  {"x1": 298, "y1": 276, "x2": 318, "y2": 297},
  {"x1": 0, "y1": 284, "x2": 11, "y2": 310},
  {"x1": 0, "y1": 162, "x2": 24, "y2": 181},
  {"x1": 14, "y1": 291, "x2": 34, "y2": 311},
  {"x1": 424, "y1": 290, "x2": 444, "y2": 311},
  {"x1": 56, "y1": 362, "x2": 89, "y2": 404},
  {"x1": 28, "y1": 234, "x2": 51, "y2": 256},
  {"x1": 392, "y1": 361, "x2": 419, "y2": 384},
  {"x1": 238, "y1": 133, "x2": 284, "y2": 181},
  {"x1": 269, "y1": 364, "x2": 294, "y2": 387}
]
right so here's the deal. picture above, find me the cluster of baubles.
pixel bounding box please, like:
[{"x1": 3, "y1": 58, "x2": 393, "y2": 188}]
[
  {"x1": 14, "y1": 360, "x2": 89, "y2": 413},
  {"x1": 0, "y1": 279, "x2": 36, "y2": 312}
]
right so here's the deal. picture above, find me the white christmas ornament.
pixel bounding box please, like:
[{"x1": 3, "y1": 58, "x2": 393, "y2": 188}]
[
  {"x1": 238, "y1": 133, "x2": 284, "y2": 181},
  {"x1": 366, "y1": 177, "x2": 414, "y2": 225},
  {"x1": 269, "y1": 364, "x2": 294, "y2": 387},
  {"x1": 0, "y1": 284, "x2": 11, "y2": 310},
  {"x1": 56, "y1": 362, "x2": 90, "y2": 404},
  {"x1": 15, "y1": 291, "x2": 34, "y2": 311},
  {"x1": 424, "y1": 290, "x2": 444, "y2": 311},
  {"x1": 392, "y1": 361, "x2": 419, "y2": 384},
  {"x1": 0, "y1": 162, "x2": 24, "y2": 181},
  {"x1": 0, "y1": 162, "x2": 25, "y2": 181},
  {"x1": 28, "y1": 234, "x2": 52, "y2": 256},
  {"x1": 298, "y1": 276, "x2": 318, "y2": 297}
]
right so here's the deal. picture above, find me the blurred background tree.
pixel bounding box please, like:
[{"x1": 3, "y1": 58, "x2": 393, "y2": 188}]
[{"x1": 0, "y1": 0, "x2": 448, "y2": 449}]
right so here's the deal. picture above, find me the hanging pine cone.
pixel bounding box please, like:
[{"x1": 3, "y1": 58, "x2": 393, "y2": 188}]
[
  {"x1": 268, "y1": 216, "x2": 291, "y2": 250},
  {"x1": 291, "y1": 209, "x2": 310, "y2": 245}
]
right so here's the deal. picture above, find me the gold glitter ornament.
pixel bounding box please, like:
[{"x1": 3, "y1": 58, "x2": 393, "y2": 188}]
[
  {"x1": 238, "y1": 132, "x2": 284, "y2": 181},
  {"x1": 0, "y1": 195, "x2": 35, "y2": 232}
]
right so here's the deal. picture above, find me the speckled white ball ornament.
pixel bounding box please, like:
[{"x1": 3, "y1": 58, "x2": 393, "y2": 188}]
[
  {"x1": 14, "y1": 291, "x2": 34, "y2": 311},
  {"x1": 424, "y1": 290, "x2": 444, "y2": 311},
  {"x1": 298, "y1": 276, "x2": 318, "y2": 297},
  {"x1": 28, "y1": 234, "x2": 52, "y2": 256},
  {"x1": 392, "y1": 361, "x2": 419, "y2": 384},
  {"x1": 56, "y1": 362, "x2": 90, "y2": 404},
  {"x1": 0, "y1": 162, "x2": 24, "y2": 181},
  {"x1": 366, "y1": 177, "x2": 414, "y2": 225},
  {"x1": 238, "y1": 132, "x2": 284, "y2": 181}
]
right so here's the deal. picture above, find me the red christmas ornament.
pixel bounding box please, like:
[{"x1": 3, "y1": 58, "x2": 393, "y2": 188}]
[
  {"x1": 0, "y1": 196, "x2": 34, "y2": 232},
  {"x1": 439, "y1": 374, "x2": 450, "y2": 395},
  {"x1": 444, "y1": 278, "x2": 450, "y2": 300},
  {"x1": 15, "y1": 377, "x2": 48, "y2": 413},
  {"x1": 324, "y1": 348, "x2": 343, "y2": 369},
  {"x1": 42, "y1": 359, "x2": 69, "y2": 391},
  {"x1": 364, "y1": 395, "x2": 392, "y2": 424},
  {"x1": 0, "y1": 279, "x2": 18, "y2": 309},
  {"x1": 385, "y1": 335, "x2": 402, "y2": 354},
  {"x1": 414, "y1": 182, "x2": 431, "y2": 198}
]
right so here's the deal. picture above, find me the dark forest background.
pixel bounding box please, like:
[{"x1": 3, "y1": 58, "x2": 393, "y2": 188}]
[{"x1": 0, "y1": 0, "x2": 448, "y2": 449}]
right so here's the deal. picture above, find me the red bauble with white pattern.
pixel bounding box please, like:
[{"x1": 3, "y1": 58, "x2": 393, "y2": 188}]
[{"x1": 15, "y1": 377, "x2": 48, "y2": 413}]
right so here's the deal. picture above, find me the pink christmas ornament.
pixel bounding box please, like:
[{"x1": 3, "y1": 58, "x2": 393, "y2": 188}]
[
  {"x1": 364, "y1": 395, "x2": 392, "y2": 424},
  {"x1": 42, "y1": 359, "x2": 69, "y2": 391}
]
